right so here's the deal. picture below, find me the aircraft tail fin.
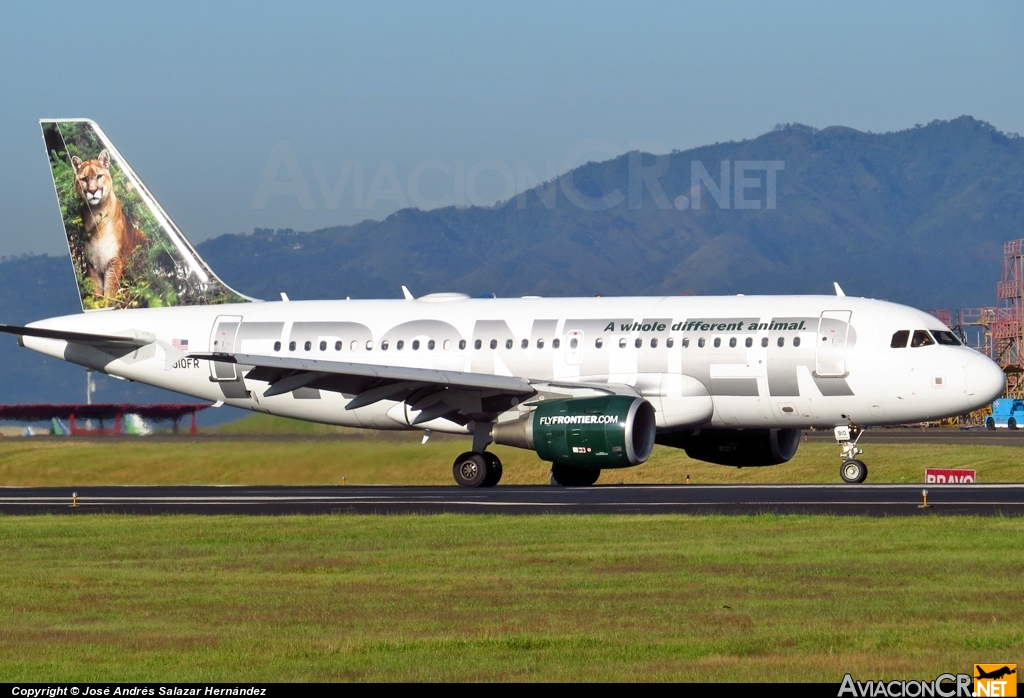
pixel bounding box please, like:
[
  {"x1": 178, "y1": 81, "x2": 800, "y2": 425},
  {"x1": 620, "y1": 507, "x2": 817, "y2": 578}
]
[{"x1": 40, "y1": 119, "x2": 251, "y2": 311}]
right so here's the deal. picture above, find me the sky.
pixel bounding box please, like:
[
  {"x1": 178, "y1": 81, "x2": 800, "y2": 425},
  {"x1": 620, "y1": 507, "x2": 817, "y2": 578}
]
[{"x1": 1, "y1": 0, "x2": 1021, "y2": 257}]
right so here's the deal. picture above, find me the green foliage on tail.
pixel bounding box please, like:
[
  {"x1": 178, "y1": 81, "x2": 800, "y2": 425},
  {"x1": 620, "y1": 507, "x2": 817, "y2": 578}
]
[{"x1": 42, "y1": 120, "x2": 247, "y2": 310}]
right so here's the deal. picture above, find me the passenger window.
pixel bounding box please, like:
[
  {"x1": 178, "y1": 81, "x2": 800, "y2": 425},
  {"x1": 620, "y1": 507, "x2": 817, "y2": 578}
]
[
  {"x1": 761, "y1": 337, "x2": 768, "y2": 348},
  {"x1": 552, "y1": 338, "x2": 561, "y2": 349},
  {"x1": 490, "y1": 339, "x2": 498, "y2": 350},
  {"x1": 505, "y1": 339, "x2": 513, "y2": 350},
  {"x1": 304, "y1": 341, "x2": 312, "y2": 351},
  {"x1": 932, "y1": 330, "x2": 962, "y2": 346},
  {"x1": 365, "y1": 340, "x2": 373, "y2": 350},
  {"x1": 397, "y1": 340, "x2": 405, "y2": 350},
  {"x1": 911, "y1": 330, "x2": 935, "y2": 348},
  {"x1": 729, "y1": 337, "x2": 736, "y2": 348},
  {"x1": 521, "y1": 339, "x2": 529, "y2": 349},
  {"x1": 595, "y1": 338, "x2": 604, "y2": 348},
  {"x1": 634, "y1": 338, "x2": 642, "y2": 348},
  {"x1": 443, "y1": 340, "x2": 451, "y2": 350},
  {"x1": 319, "y1": 340, "x2": 327, "y2": 351},
  {"x1": 713, "y1": 338, "x2": 721, "y2": 348},
  {"x1": 474, "y1": 339, "x2": 482, "y2": 350},
  {"x1": 335, "y1": 340, "x2": 342, "y2": 351},
  {"x1": 651, "y1": 338, "x2": 658, "y2": 348},
  {"x1": 428, "y1": 340, "x2": 435, "y2": 350},
  {"x1": 569, "y1": 338, "x2": 578, "y2": 349},
  {"x1": 537, "y1": 339, "x2": 545, "y2": 349},
  {"x1": 381, "y1": 341, "x2": 389, "y2": 351},
  {"x1": 777, "y1": 337, "x2": 785, "y2": 347},
  {"x1": 289, "y1": 341, "x2": 296, "y2": 351},
  {"x1": 667, "y1": 338, "x2": 674, "y2": 348},
  {"x1": 793, "y1": 337, "x2": 801, "y2": 347},
  {"x1": 682, "y1": 337, "x2": 689, "y2": 348},
  {"x1": 412, "y1": 340, "x2": 420, "y2": 350},
  {"x1": 350, "y1": 340, "x2": 358, "y2": 351},
  {"x1": 273, "y1": 341, "x2": 281, "y2": 352},
  {"x1": 890, "y1": 330, "x2": 910, "y2": 348},
  {"x1": 698, "y1": 338, "x2": 705, "y2": 348},
  {"x1": 745, "y1": 337, "x2": 752, "y2": 348},
  {"x1": 618, "y1": 338, "x2": 626, "y2": 348},
  {"x1": 459, "y1": 340, "x2": 466, "y2": 350}
]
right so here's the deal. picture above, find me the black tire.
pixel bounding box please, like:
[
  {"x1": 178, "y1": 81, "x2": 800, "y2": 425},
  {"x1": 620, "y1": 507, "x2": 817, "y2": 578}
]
[
  {"x1": 481, "y1": 452, "x2": 503, "y2": 487},
  {"x1": 1009, "y1": 417, "x2": 1017, "y2": 431},
  {"x1": 453, "y1": 451, "x2": 490, "y2": 487},
  {"x1": 987, "y1": 417, "x2": 996, "y2": 431},
  {"x1": 550, "y1": 463, "x2": 601, "y2": 487},
  {"x1": 840, "y1": 459, "x2": 868, "y2": 484}
]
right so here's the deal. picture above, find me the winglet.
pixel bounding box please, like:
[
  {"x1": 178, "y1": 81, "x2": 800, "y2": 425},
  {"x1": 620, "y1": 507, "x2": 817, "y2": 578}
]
[
  {"x1": 833, "y1": 282, "x2": 846, "y2": 297},
  {"x1": 401, "y1": 286, "x2": 414, "y2": 300}
]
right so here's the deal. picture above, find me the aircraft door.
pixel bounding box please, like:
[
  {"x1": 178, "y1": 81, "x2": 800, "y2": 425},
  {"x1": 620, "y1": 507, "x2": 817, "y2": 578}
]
[
  {"x1": 816, "y1": 310, "x2": 851, "y2": 377},
  {"x1": 209, "y1": 315, "x2": 243, "y2": 381},
  {"x1": 566, "y1": 330, "x2": 583, "y2": 365}
]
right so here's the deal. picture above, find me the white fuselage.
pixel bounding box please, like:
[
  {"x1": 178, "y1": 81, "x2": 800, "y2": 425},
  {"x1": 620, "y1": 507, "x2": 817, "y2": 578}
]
[{"x1": 23, "y1": 294, "x2": 1005, "y2": 433}]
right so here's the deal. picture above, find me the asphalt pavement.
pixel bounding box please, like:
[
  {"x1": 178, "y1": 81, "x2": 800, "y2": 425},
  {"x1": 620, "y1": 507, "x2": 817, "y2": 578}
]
[{"x1": 2, "y1": 483, "x2": 1022, "y2": 516}]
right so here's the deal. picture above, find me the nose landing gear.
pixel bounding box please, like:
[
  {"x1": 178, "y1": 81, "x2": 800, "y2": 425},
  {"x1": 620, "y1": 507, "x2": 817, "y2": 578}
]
[{"x1": 835, "y1": 425, "x2": 868, "y2": 484}]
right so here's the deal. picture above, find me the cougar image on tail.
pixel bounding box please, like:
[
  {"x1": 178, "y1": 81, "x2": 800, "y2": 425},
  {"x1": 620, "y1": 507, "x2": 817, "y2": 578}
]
[{"x1": 71, "y1": 150, "x2": 146, "y2": 298}]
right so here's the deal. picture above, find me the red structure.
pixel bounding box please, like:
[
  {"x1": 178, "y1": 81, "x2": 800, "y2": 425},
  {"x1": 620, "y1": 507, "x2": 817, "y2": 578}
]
[
  {"x1": 992, "y1": 239, "x2": 1024, "y2": 370},
  {"x1": 930, "y1": 239, "x2": 1024, "y2": 400},
  {"x1": 0, "y1": 403, "x2": 211, "y2": 435}
]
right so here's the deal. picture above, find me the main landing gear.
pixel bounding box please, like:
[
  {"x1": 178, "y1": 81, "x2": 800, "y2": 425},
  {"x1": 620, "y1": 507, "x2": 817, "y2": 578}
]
[
  {"x1": 452, "y1": 424, "x2": 503, "y2": 488},
  {"x1": 835, "y1": 425, "x2": 868, "y2": 484},
  {"x1": 452, "y1": 451, "x2": 503, "y2": 487}
]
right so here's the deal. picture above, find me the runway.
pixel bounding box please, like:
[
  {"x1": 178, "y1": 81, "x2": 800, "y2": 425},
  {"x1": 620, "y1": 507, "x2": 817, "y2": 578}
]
[{"x1": 2, "y1": 483, "x2": 1023, "y2": 516}]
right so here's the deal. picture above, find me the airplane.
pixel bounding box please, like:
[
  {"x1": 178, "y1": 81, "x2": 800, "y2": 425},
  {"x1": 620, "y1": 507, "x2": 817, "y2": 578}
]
[
  {"x1": 0, "y1": 119, "x2": 1006, "y2": 487},
  {"x1": 975, "y1": 666, "x2": 1016, "y2": 681}
]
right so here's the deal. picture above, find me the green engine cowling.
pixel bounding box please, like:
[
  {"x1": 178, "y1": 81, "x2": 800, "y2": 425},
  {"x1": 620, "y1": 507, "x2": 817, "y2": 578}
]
[{"x1": 492, "y1": 395, "x2": 657, "y2": 469}]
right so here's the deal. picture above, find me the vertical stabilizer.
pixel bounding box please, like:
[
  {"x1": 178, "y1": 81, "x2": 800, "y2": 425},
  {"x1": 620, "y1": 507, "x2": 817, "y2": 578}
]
[{"x1": 41, "y1": 119, "x2": 249, "y2": 310}]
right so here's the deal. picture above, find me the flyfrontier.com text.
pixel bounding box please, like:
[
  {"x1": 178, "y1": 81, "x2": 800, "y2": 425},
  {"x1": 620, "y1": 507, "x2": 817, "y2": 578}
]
[
  {"x1": 538, "y1": 415, "x2": 620, "y2": 426},
  {"x1": 838, "y1": 673, "x2": 973, "y2": 697}
]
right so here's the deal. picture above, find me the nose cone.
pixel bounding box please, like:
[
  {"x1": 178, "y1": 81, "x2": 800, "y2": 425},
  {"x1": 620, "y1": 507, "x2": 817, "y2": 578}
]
[{"x1": 965, "y1": 355, "x2": 1005, "y2": 409}]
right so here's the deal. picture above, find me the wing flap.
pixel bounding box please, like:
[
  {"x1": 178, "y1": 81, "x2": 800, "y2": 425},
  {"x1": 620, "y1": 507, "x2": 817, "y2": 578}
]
[{"x1": 191, "y1": 352, "x2": 536, "y2": 396}]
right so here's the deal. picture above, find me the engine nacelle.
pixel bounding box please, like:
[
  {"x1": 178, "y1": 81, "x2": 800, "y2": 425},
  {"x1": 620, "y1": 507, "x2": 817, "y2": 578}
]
[
  {"x1": 657, "y1": 428, "x2": 802, "y2": 467},
  {"x1": 492, "y1": 395, "x2": 656, "y2": 468}
]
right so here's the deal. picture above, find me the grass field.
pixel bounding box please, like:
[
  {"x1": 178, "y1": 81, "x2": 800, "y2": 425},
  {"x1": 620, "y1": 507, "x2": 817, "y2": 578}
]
[
  {"x1": 0, "y1": 514, "x2": 1021, "y2": 682},
  {"x1": 0, "y1": 428, "x2": 1022, "y2": 486}
]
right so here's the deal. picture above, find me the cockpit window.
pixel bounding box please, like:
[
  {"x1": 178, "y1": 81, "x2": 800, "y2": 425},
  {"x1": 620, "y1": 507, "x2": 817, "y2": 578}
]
[
  {"x1": 890, "y1": 330, "x2": 910, "y2": 348},
  {"x1": 911, "y1": 330, "x2": 935, "y2": 348},
  {"x1": 932, "y1": 330, "x2": 962, "y2": 346}
]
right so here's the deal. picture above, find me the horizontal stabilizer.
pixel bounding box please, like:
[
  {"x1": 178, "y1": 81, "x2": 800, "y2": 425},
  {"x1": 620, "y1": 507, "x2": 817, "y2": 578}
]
[{"x1": 0, "y1": 323, "x2": 155, "y2": 348}]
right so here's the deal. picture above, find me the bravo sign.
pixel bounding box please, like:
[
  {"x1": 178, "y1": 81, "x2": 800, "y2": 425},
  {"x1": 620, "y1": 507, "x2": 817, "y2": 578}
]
[{"x1": 925, "y1": 468, "x2": 976, "y2": 484}]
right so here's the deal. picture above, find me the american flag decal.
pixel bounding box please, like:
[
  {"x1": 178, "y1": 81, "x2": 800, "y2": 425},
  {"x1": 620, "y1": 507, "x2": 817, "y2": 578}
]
[{"x1": 172, "y1": 339, "x2": 189, "y2": 350}]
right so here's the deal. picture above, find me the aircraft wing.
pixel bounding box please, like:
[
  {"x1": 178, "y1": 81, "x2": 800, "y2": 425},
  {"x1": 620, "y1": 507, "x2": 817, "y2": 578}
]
[
  {"x1": 192, "y1": 351, "x2": 631, "y2": 425},
  {"x1": 0, "y1": 323, "x2": 155, "y2": 348}
]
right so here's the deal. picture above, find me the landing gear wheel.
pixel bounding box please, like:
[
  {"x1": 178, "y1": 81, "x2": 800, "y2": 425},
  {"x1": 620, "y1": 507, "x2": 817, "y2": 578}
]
[
  {"x1": 453, "y1": 451, "x2": 490, "y2": 488},
  {"x1": 840, "y1": 459, "x2": 868, "y2": 484},
  {"x1": 987, "y1": 417, "x2": 996, "y2": 431},
  {"x1": 550, "y1": 463, "x2": 601, "y2": 487},
  {"x1": 1009, "y1": 417, "x2": 1017, "y2": 431},
  {"x1": 481, "y1": 452, "x2": 503, "y2": 487}
]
